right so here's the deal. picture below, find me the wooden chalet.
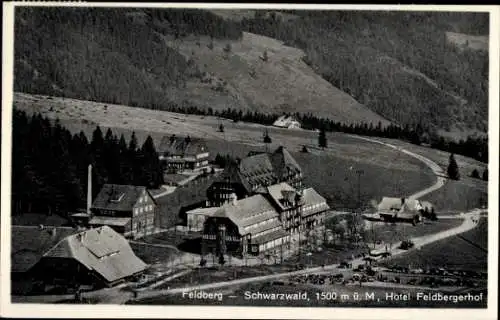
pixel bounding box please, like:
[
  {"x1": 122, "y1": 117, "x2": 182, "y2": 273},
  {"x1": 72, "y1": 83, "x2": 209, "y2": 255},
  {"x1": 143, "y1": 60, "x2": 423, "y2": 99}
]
[
  {"x1": 158, "y1": 135, "x2": 210, "y2": 173},
  {"x1": 32, "y1": 226, "x2": 147, "y2": 288},
  {"x1": 11, "y1": 226, "x2": 147, "y2": 293},
  {"x1": 201, "y1": 194, "x2": 290, "y2": 257},
  {"x1": 89, "y1": 184, "x2": 157, "y2": 239},
  {"x1": 377, "y1": 197, "x2": 427, "y2": 223}
]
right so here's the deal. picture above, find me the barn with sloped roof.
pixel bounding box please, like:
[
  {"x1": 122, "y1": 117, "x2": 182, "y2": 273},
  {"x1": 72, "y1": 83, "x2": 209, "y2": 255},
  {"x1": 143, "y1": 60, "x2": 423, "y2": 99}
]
[{"x1": 31, "y1": 226, "x2": 148, "y2": 288}]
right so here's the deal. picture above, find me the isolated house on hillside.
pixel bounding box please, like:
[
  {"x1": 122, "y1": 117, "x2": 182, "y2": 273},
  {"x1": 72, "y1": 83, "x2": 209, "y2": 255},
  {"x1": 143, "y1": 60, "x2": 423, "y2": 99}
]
[
  {"x1": 273, "y1": 115, "x2": 301, "y2": 129},
  {"x1": 158, "y1": 135, "x2": 210, "y2": 173},
  {"x1": 89, "y1": 184, "x2": 157, "y2": 239},
  {"x1": 31, "y1": 226, "x2": 147, "y2": 288},
  {"x1": 206, "y1": 146, "x2": 303, "y2": 206}
]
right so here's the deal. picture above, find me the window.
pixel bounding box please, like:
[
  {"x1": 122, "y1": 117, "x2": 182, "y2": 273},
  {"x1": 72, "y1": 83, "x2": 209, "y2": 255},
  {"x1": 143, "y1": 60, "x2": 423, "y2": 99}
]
[
  {"x1": 134, "y1": 208, "x2": 139, "y2": 215},
  {"x1": 140, "y1": 207, "x2": 143, "y2": 214}
]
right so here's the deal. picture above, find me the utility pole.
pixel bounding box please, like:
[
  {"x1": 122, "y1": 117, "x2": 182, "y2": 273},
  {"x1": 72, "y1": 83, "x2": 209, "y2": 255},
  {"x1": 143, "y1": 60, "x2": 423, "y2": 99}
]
[{"x1": 356, "y1": 169, "x2": 364, "y2": 212}]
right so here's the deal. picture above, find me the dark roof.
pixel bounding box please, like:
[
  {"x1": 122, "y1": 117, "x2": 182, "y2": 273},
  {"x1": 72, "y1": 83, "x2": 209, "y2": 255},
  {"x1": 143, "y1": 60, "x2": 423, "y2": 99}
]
[
  {"x1": 216, "y1": 163, "x2": 253, "y2": 193},
  {"x1": 301, "y1": 187, "x2": 330, "y2": 217},
  {"x1": 216, "y1": 147, "x2": 301, "y2": 192},
  {"x1": 270, "y1": 146, "x2": 302, "y2": 180},
  {"x1": 11, "y1": 226, "x2": 79, "y2": 273},
  {"x1": 158, "y1": 136, "x2": 208, "y2": 156},
  {"x1": 43, "y1": 226, "x2": 147, "y2": 283},
  {"x1": 91, "y1": 184, "x2": 152, "y2": 212}
]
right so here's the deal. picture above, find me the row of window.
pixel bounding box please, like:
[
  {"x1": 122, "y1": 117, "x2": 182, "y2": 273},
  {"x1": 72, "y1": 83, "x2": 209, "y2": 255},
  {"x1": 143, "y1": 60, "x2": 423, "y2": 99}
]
[
  {"x1": 134, "y1": 204, "x2": 154, "y2": 215},
  {"x1": 303, "y1": 202, "x2": 327, "y2": 212},
  {"x1": 258, "y1": 235, "x2": 288, "y2": 251},
  {"x1": 284, "y1": 219, "x2": 300, "y2": 230},
  {"x1": 283, "y1": 209, "x2": 300, "y2": 219},
  {"x1": 134, "y1": 217, "x2": 154, "y2": 230},
  {"x1": 138, "y1": 195, "x2": 150, "y2": 204}
]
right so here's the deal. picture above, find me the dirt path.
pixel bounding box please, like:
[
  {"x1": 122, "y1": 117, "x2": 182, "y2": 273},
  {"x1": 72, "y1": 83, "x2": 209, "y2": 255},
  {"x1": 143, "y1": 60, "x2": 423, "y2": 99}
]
[
  {"x1": 132, "y1": 209, "x2": 480, "y2": 301},
  {"x1": 347, "y1": 135, "x2": 446, "y2": 200}
]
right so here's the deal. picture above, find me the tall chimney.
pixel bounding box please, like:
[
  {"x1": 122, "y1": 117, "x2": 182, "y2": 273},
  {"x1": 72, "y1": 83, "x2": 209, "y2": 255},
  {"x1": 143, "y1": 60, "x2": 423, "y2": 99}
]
[{"x1": 87, "y1": 164, "x2": 92, "y2": 214}]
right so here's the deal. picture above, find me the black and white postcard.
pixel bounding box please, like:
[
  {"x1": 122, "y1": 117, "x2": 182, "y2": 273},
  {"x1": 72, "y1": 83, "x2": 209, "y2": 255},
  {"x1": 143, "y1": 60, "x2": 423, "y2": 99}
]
[{"x1": 1, "y1": 2, "x2": 498, "y2": 319}]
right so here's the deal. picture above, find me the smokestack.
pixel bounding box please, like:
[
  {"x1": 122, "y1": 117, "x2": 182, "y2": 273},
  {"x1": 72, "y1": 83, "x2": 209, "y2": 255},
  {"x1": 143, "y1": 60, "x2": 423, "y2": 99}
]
[{"x1": 87, "y1": 164, "x2": 92, "y2": 214}]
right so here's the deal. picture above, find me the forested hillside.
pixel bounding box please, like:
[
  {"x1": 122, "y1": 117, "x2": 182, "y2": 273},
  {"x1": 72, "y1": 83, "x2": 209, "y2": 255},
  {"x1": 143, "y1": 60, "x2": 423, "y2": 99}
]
[
  {"x1": 15, "y1": 7, "x2": 242, "y2": 108},
  {"x1": 239, "y1": 11, "x2": 489, "y2": 137},
  {"x1": 15, "y1": 8, "x2": 489, "y2": 138},
  {"x1": 11, "y1": 110, "x2": 164, "y2": 215}
]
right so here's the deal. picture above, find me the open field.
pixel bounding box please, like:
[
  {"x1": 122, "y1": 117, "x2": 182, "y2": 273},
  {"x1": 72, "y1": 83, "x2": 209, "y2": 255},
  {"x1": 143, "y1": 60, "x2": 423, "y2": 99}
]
[
  {"x1": 381, "y1": 218, "x2": 488, "y2": 272},
  {"x1": 14, "y1": 93, "x2": 436, "y2": 209}
]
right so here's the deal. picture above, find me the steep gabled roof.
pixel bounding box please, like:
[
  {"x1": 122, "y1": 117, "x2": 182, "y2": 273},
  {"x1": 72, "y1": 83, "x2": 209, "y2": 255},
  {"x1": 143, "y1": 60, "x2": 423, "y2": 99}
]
[
  {"x1": 216, "y1": 162, "x2": 252, "y2": 193},
  {"x1": 377, "y1": 197, "x2": 423, "y2": 216},
  {"x1": 91, "y1": 184, "x2": 150, "y2": 212},
  {"x1": 239, "y1": 153, "x2": 275, "y2": 177},
  {"x1": 270, "y1": 146, "x2": 302, "y2": 180},
  {"x1": 302, "y1": 187, "x2": 330, "y2": 217},
  {"x1": 211, "y1": 147, "x2": 301, "y2": 193},
  {"x1": 11, "y1": 226, "x2": 79, "y2": 273},
  {"x1": 212, "y1": 194, "x2": 278, "y2": 234},
  {"x1": 158, "y1": 136, "x2": 208, "y2": 156},
  {"x1": 43, "y1": 226, "x2": 147, "y2": 283}
]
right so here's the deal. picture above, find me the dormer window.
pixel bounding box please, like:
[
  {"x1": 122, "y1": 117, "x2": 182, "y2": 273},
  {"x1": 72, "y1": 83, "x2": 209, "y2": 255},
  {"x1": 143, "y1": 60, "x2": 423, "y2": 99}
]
[{"x1": 109, "y1": 193, "x2": 125, "y2": 203}]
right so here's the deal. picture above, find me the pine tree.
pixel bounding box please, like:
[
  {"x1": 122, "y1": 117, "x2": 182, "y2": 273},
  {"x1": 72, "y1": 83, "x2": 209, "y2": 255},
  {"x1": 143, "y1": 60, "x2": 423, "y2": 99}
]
[
  {"x1": 447, "y1": 153, "x2": 460, "y2": 180},
  {"x1": 138, "y1": 135, "x2": 164, "y2": 188},
  {"x1": 471, "y1": 169, "x2": 480, "y2": 179},
  {"x1": 263, "y1": 129, "x2": 272, "y2": 144},
  {"x1": 318, "y1": 127, "x2": 327, "y2": 149}
]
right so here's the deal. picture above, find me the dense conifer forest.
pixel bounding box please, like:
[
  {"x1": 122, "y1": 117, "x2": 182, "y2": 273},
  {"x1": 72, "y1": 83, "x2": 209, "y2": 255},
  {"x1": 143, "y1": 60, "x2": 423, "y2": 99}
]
[{"x1": 11, "y1": 110, "x2": 163, "y2": 215}]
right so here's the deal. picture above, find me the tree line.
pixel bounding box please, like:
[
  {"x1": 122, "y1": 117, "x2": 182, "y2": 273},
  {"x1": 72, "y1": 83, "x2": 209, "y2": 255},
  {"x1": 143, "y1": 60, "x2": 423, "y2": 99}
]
[
  {"x1": 12, "y1": 110, "x2": 163, "y2": 215},
  {"x1": 138, "y1": 100, "x2": 488, "y2": 163}
]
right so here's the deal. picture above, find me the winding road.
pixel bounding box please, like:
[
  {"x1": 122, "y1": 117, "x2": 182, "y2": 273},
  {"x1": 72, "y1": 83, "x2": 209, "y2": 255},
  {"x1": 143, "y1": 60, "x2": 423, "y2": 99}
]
[
  {"x1": 346, "y1": 135, "x2": 447, "y2": 200},
  {"x1": 130, "y1": 135, "x2": 483, "y2": 302}
]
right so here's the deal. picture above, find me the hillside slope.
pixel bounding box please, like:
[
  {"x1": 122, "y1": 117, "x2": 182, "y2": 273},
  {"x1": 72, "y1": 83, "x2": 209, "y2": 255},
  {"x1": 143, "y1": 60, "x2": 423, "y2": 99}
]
[
  {"x1": 13, "y1": 8, "x2": 488, "y2": 136},
  {"x1": 239, "y1": 11, "x2": 489, "y2": 139},
  {"x1": 159, "y1": 32, "x2": 388, "y2": 124},
  {"x1": 13, "y1": 7, "x2": 388, "y2": 126}
]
